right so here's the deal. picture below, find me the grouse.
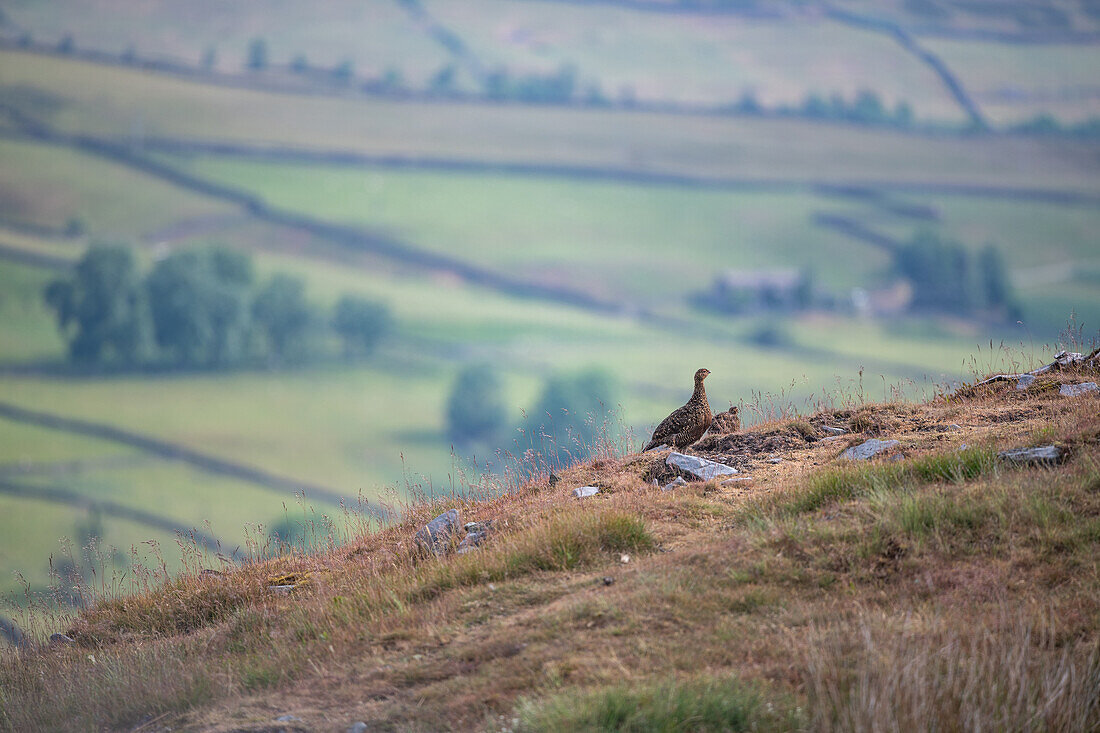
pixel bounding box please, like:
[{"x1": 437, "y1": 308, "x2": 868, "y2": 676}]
[
  {"x1": 708, "y1": 404, "x2": 740, "y2": 435},
  {"x1": 643, "y1": 368, "x2": 713, "y2": 451}
]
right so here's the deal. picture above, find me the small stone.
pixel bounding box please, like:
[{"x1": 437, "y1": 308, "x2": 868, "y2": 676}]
[
  {"x1": 1016, "y1": 374, "x2": 1036, "y2": 390},
  {"x1": 347, "y1": 723, "x2": 369, "y2": 733},
  {"x1": 660, "y1": 476, "x2": 687, "y2": 492},
  {"x1": 268, "y1": 585, "x2": 296, "y2": 595},
  {"x1": 666, "y1": 452, "x2": 738, "y2": 480},
  {"x1": 948, "y1": 424, "x2": 963, "y2": 431},
  {"x1": 49, "y1": 633, "x2": 74, "y2": 644},
  {"x1": 1060, "y1": 382, "x2": 1098, "y2": 397},
  {"x1": 651, "y1": 478, "x2": 659, "y2": 487},
  {"x1": 620, "y1": 554, "x2": 630, "y2": 564},
  {"x1": 573, "y1": 486, "x2": 600, "y2": 498},
  {"x1": 415, "y1": 509, "x2": 461, "y2": 556},
  {"x1": 602, "y1": 577, "x2": 615, "y2": 586},
  {"x1": 842, "y1": 439, "x2": 900, "y2": 461},
  {"x1": 766, "y1": 457, "x2": 782, "y2": 464},
  {"x1": 721, "y1": 477, "x2": 753, "y2": 486},
  {"x1": 821, "y1": 425, "x2": 847, "y2": 435},
  {"x1": 276, "y1": 714, "x2": 301, "y2": 723},
  {"x1": 998, "y1": 445, "x2": 1063, "y2": 465}
]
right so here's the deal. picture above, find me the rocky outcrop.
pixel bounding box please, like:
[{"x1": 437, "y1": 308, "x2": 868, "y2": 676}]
[
  {"x1": 842, "y1": 439, "x2": 900, "y2": 460},
  {"x1": 666, "y1": 452, "x2": 739, "y2": 481}
]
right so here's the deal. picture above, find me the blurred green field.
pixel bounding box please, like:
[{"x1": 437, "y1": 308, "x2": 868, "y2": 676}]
[
  {"x1": 3, "y1": 50, "x2": 1097, "y2": 193},
  {"x1": 0, "y1": 0, "x2": 456, "y2": 84},
  {"x1": 425, "y1": 0, "x2": 964, "y2": 117}
]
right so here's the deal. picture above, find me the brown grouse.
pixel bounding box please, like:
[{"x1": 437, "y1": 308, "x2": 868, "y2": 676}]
[
  {"x1": 708, "y1": 404, "x2": 740, "y2": 436},
  {"x1": 643, "y1": 368, "x2": 713, "y2": 451}
]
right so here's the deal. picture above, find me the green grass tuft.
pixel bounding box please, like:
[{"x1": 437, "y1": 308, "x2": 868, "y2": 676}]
[{"x1": 515, "y1": 675, "x2": 801, "y2": 733}]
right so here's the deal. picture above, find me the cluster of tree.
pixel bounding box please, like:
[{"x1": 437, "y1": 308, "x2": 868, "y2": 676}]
[
  {"x1": 44, "y1": 244, "x2": 391, "y2": 370},
  {"x1": 1009, "y1": 114, "x2": 1100, "y2": 139},
  {"x1": 485, "y1": 65, "x2": 578, "y2": 104},
  {"x1": 726, "y1": 89, "x2": 915, "y2": 128},
  {"x1": 895, "y1": 231, "x2": 1021, "y2": 321},
  {"x1": 446, "y1": 365, "x2": 620, "y2": 466}
]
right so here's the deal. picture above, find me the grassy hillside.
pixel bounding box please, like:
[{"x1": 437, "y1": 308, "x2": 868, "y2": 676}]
[{"x1": 1, "y1": 358, "x2": 1097, "y2": 731}]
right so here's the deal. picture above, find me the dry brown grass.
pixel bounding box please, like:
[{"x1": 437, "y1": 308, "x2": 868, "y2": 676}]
[{"x1": 1, "y1": 365, "x2": 1098, "y2": 731}]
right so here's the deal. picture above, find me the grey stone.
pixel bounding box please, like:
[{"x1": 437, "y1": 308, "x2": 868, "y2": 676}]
[
  {"x1": 602, "y1": 577, "x2": 615, "y2": 586},
  {"x1": 1060, "y1": 382, "x2": 1098, "y2": 397},
  {"x1": 660, "y1": 476, "x2": 687, "y2": 492},
  {"x1": 48, "y1": 633, "x2": 74, "y2": 644},
  {"x1": 821, "y1": 426, "x2": 847, "y2": 435},
  {"x1": 842, "y1": 439, "x2": 900, "y2": 461},
  {"x1": 666, "y1": 452, "x2": 738, "y2": 481},
  {"x1": 1016, "y1": 374, "x2": 1036, "y2": 390},
  {"x1": 645, "y1": 443, "x2": 671, "y2": 452},
  {"x1": 456, "y1": 530, "x2": 488, "y2": 553},
  {"x1": 998, "y1": 445, "x2": 1063, "y2": 465},
  {"x1": 348, "y1": 723, "x2": 369, "y2": 733},
  {"x1": 948, "y1": 424, "x2": 963, "y2": 431},
  {"x1": 276, "y1": 715, "x2": 301, "y2": 723},
  {"x1": 573, "y1": 486, "x2": 600, "y2": 498},
  {"x1": 721, "y1": 477, "x2": 753, "y2": 486},
  {"x1": 766, "y1": 457, "x2": 782, "y2": 464},
  {"x1": 414, "y1": 509, "x2": 461, "y2": 556}
]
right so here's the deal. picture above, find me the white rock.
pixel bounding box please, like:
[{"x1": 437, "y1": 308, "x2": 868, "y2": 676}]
[
  {"x1": 721, "y1": 477, "x2": 754, "y2": 486},
  {"x1": 573, "y1": 486, "x2": 600, "y2": 498},
  {"x1": 842, "y1": 439, "x2": 900, "y2": 460},
  {"x1": 660, "y1": 477, "x2": 687, "y2": 492},
  {"x1": 1016, "y1": 374, "x2": 1036, "y2": 390},
  {"x1": 821, "y1": 426, "x2": 847, "y2": 435},
  {"x1": 1060, "y1": 382, "x2": 1098, "y2": 397},
  {"x1": 666, "y1": 452, "x2": 738, "y2": 480}
]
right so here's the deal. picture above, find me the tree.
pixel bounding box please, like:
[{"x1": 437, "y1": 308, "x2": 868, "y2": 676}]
[
  {"x1": 252, "y1": 274, "x2": 313, "y2": 361},
  {"x1": 896, "y1": 230, "x2": 971, "y2": 313},
  {"x1": 145, "y1": 247, "x2": 253, "y2": 367},
  {"x1": 332, "y1": 295, "x2": 390, "y2": 356},
  {"x1": 446, "y1": 365, "x2": 506, "y2": 445},
  {"x1": 524, "y1": 370, "x2": 619, "y2": 466},
  {"x1": 246, "y1": 37, "x2": 268, "y2": 71},
  {"x1": 43, "y1": 244, "x2": 152, "y2": 366}
]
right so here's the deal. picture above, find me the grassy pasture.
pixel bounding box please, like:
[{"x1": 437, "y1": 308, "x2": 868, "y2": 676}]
[
  {"x1": 0, "y1": 0, "x2": 454, "y2": 85},
  {"x1": 2, "y1": 50, "x2": 1098, "y2": 193},
  {"x1": 427, "y1": 0, "x2": 964, "y2": 118},
  {"x1": 159, "y1": 154, "x2": 890, "y2": 299},
  {"x1": 0, "y1": 138, "x2": 235, "y2": 237},
  {"x1": 0, "y1": 258, "x2": 66, "y2": 364},
  {"x1": 923, "y1": 38, "x2": 1100, "y2": 124}
]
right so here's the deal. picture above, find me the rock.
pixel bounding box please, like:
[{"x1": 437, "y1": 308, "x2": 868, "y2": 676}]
[
  {"x1": 602, "y1": 577, "x2": 615, "y2": 586},
  {"x1": 276, "y1": 715, "x2": 301, "y2": 723},
  {"x1": 1060, "y1": 382, "x2": 1098, "y2": 397},
  {"x1": 721, "y1": 477, "x2": 753, "y2": 486},
  {"x1": 268, "y1": 585, "x2": 296, "y2": 595},
  {"x1": 821, "y1": 425, "x2": 846, "y2": 435},
  {"x1": 948, "y1": 424, "x2": 962, "y2": 431},
  {"x1": 48, "y1": 633, "x2": 74, "y2": 644},
  {"x1": 998, "y1": 445, "x2": 1063, "y2": 466},
  {"x1": 645, "y1": 443, "x2": 671, "y2": 452},
  {"x1": 660, "y1": 476, "x2": 687, "y2": 492},
  {"x1": 666, "y1": 452, "x2": 738, "y2": 481},
  {"x1": 573, "y1": 486, "x2": 600, "y2": 498},
  {"x1": 1016, "y1": 374, "x2": 1036, "y2": 390},
  {"x1": 842, "y1": 439, "x2": 900, "y2": 461},
  {"x1": 347, "y1": 723, "x2": 369, "y2": 733},
  {"x1": 651, "y1": 478, "x2": 659, "y2": 487},
  {"x1": 766, "y1": 457, "x2": 782, "y2": 464},
  {"x1": 414, "y1": 509, "x2": 461, "y2": 556}
]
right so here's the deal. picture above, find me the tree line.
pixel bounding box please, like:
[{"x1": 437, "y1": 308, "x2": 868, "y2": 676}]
[
  {"x1": 446, "y1": 365, "x2": 620, "y2": 467},
  {"x1": 44, "y1": 244, "x2": 391, "y2": 370}
]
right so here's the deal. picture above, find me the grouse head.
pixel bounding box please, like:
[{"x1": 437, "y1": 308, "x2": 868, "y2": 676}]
[{"x1": 694, "y1": 368, "x2": 711, "y2": 384}]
